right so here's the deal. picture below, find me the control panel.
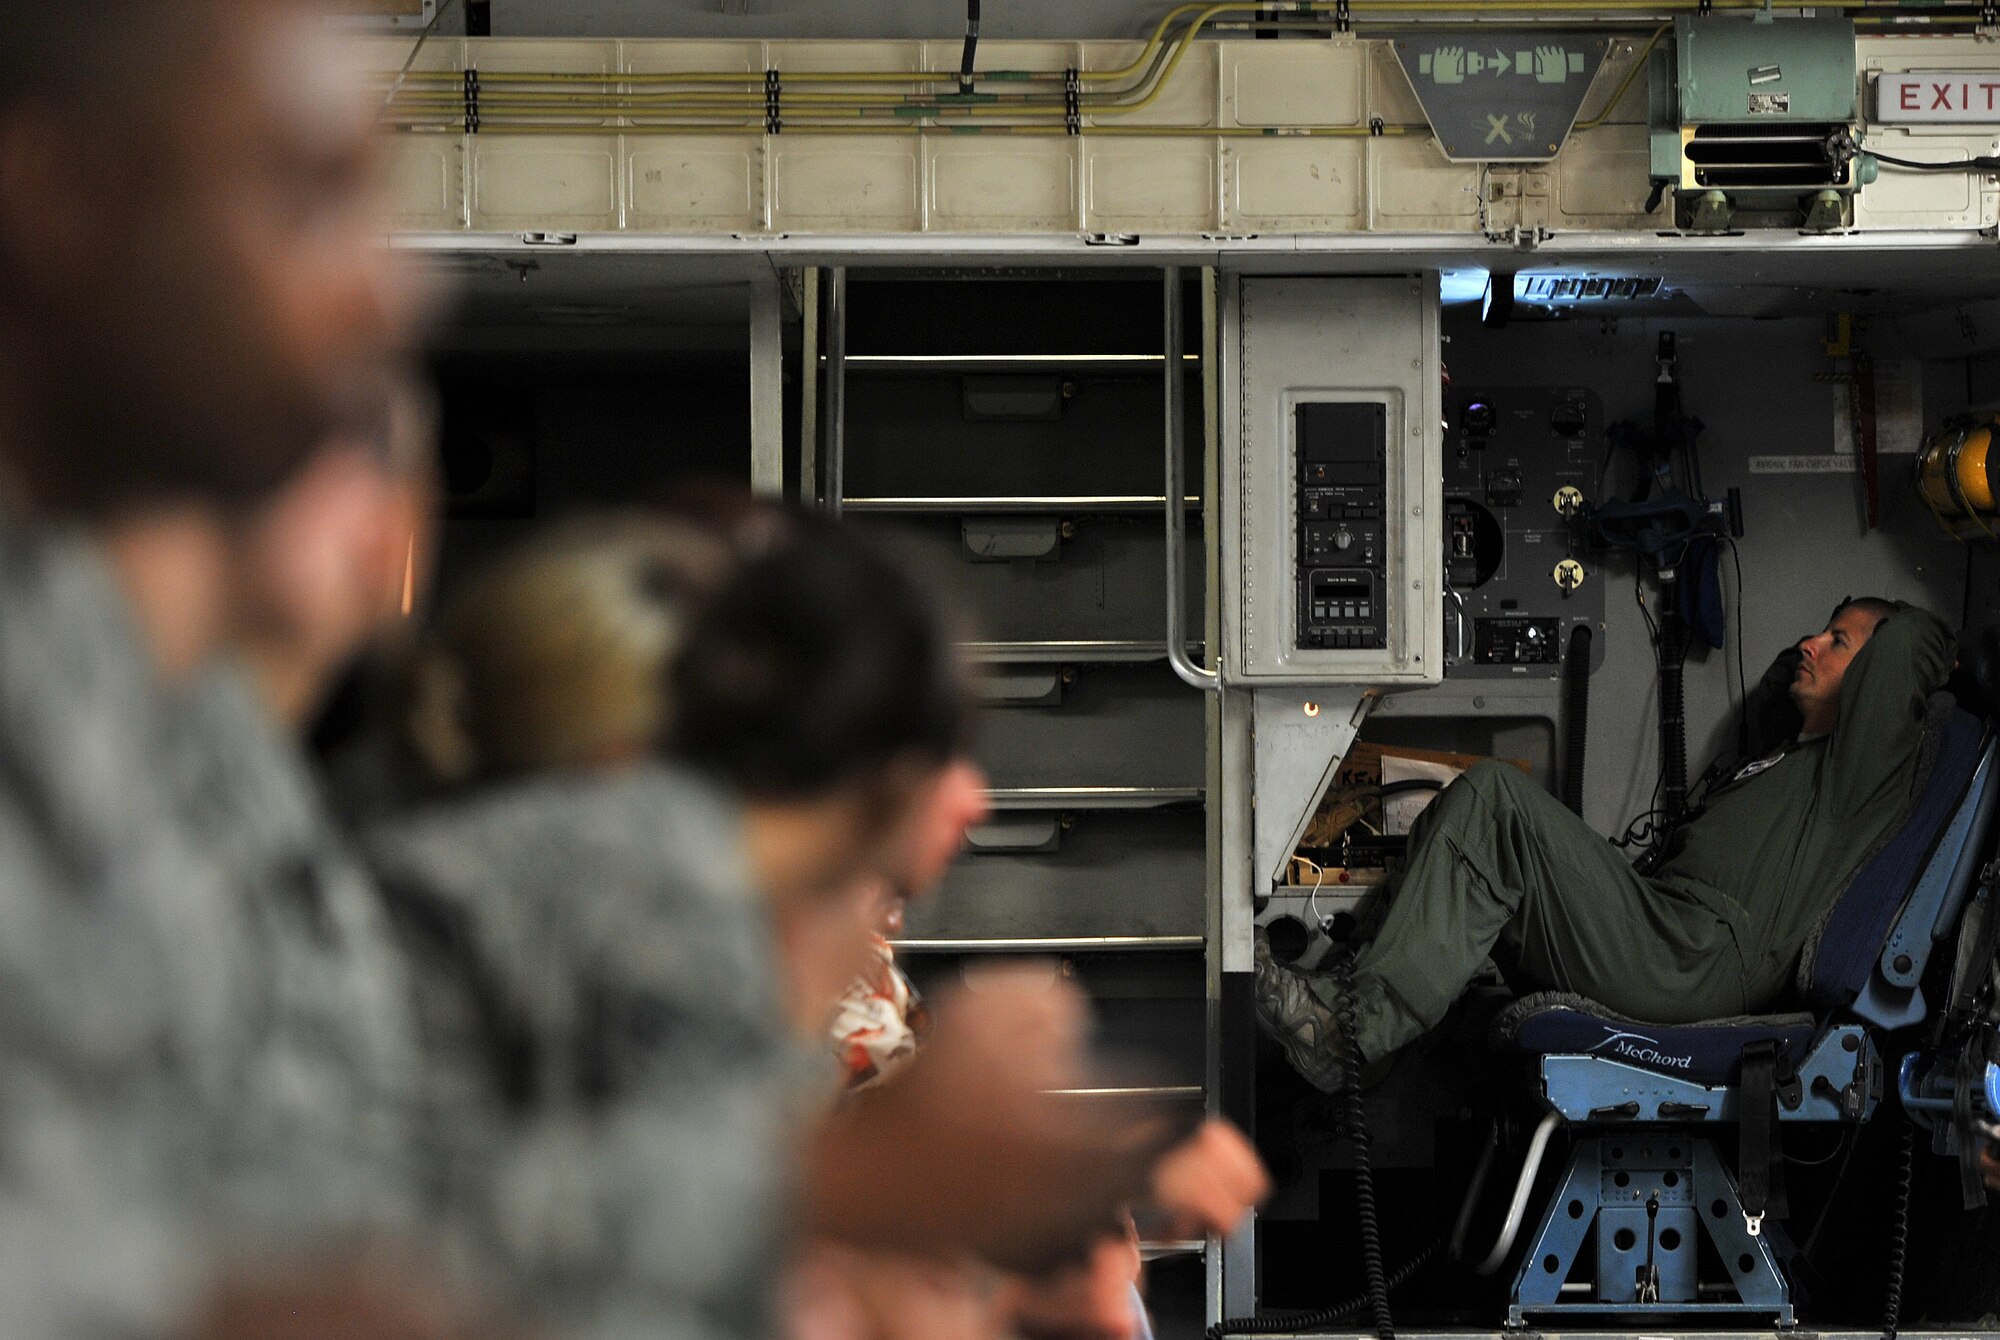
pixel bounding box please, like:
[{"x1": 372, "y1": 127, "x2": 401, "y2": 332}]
[
  {"x1": 1441, "y1": 386, "x2": 1606, "y2": 678},
  {"x1": 1296, "y1": 402, "x2": 1388, "y2": 651},
  {"x1": 1221, "y1": 275, "x2": 1442, "y2": 685}
]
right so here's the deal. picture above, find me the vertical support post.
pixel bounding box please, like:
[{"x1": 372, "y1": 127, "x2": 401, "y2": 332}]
[
  {"x1": 823, "y1": 266, "x2": 848, "y2": 517},
  {"x1": 1166, "y1": 266, "x2": 1218, "y2": 693},
  {"x1": 1198, "y1": 264, "x2": 1238, "y2": 1327},
  {"x1": 799, "y1": 268, "x2": 820, "y2": 507},
  {"x1": 749, "y1": 268, "x2": 785, "y2": 499}
]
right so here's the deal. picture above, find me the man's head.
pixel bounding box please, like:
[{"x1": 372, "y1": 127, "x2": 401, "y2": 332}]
[
  {"x1": 1791, "y1": 597, "x2": 1897, "y2": 734},
  {"x1": 0, "y1": 0, "x2": 432, "y2": 521}
]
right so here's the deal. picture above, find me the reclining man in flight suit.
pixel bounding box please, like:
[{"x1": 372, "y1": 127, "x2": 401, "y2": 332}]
[{"x1": 1257, "y1": 597, "x2": 1955, "y2": 1092}]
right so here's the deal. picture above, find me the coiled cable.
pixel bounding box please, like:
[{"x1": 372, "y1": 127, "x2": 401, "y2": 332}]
[
  {"x1": 1331, "y1": 951, "x2": 1396, "y2": 1340},
  {"x1": 1209, "y1": 952, "x2": 1437, "y2": 1338},
  {"x1": 1884, "y1": 1117, "x2": 1914, "y2": 1340}
]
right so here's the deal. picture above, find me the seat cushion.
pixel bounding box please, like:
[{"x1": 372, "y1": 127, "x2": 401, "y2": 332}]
[{"x1": 1495, "y1": 990, "x2": 1815, "y2": 1087}]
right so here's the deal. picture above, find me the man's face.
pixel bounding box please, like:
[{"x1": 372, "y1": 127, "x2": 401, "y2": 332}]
[
  {"x1": 1791, "y1": 605, "x2": 1883, "y2": 722},
  {"x1": 0, "y1": 0, "x2": 434, "y2": 507}
]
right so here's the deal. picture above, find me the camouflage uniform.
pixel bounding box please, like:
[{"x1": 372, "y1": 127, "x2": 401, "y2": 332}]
[
  {"x1": 0, "y1": 527, "x2": 237, "y2": 1337},
  {"x1": 365, "y1": 765, "x2": 808, "y2": 1340},
  {"x1": 0, "y1": 527, "x2": 427, "y2": 1336},
  {"x1": 170, "y1": 666, "x2": 426, "y2": 1250}
]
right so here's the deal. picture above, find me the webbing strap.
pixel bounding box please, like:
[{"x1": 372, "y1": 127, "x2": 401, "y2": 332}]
[{"x1": 1738, "y1": 1039, "x2": 1792, "y2": 1232}]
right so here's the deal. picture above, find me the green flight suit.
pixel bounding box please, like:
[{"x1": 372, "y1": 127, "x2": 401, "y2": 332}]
[{"x1": 1325, "y1": 606, "x2": 1954, "y2": 1065}]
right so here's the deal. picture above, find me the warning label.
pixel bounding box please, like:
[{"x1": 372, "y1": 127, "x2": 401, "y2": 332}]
[
  {"x1": 1748, "y1": 455, "x2": 1857, "y2": 474},
  {"x1": 1747, "y1": 92, "x2": 1792, "y2": 115}
]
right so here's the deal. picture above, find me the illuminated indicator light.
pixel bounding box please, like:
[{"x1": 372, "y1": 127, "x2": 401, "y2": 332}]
[{"x1": 1303, "y1": 702, "x2": 1321, "y2": 717}]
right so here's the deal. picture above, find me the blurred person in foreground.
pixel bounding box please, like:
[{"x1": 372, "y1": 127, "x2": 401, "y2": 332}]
[
  {"x1": 0, "y1": 0, "x2": 443, "y2": 1335},
  {"x1": 359, "y1": 503, "x2": 1172, "y2": 1340},
  {"x1": 796, "y1": 823, "x2": 1266, "y2": 1340}
]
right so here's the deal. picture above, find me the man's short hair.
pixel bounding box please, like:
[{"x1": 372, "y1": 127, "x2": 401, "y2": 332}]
[{"x1": 1836, "y1": 596, "x2": 1899, "y2": 632}]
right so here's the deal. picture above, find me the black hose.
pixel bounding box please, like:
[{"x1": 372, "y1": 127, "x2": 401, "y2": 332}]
[
  {"x1": 1657, "y1": 604, "x2": 1689, "y2": 823},
  {"x1": 1205, "y1": 1240, "x2": 1442, "y2": 1338},
  {"x1": 1884, "y1": 1117, "x2": 1913, "y2": 1340},
  {"x1": 1561, "y1": 625, "x2": 1593, "y2": 816},
  {"x1": 1870, "y1": 148, "x2": 2000, "y2": 174},
  {"x1": 1207, "y1": 951, "x2": 1427, "y2": 1339},
  {"x1": 958, "y1": 0, "x2": 982, "y2": 92},
  {"x1": 1332, "y1": 951, "x2": 1396, "y2": 1340}
]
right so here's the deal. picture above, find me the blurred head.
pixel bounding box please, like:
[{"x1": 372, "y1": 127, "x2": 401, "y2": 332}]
[
  {"x1": 396, "y1": 499, "x2": 980, "y2": 1032},
  {"x1": 233, "y1": 376, "x2": 440, "y2": 727},
  {"x1": 1791, "y1": 597, "x2": 1894, "y2": 734},
  {"x1": 667, "y1": 505, "x2": 978, "y2": 905},
  {"x1": 398, "y1": 516, "x2": 732, "y2": 789},
  {"x1": 0, "y1": 0, "x2": 432, "y2": 521}
]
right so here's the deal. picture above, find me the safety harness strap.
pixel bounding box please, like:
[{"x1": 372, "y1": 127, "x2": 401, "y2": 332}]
[{"x1": 1738, "y1": 1039, "x2": 1791, "y2": 1233}]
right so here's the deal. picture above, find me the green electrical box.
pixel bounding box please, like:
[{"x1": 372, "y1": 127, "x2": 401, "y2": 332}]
[
  {"x1": 1675, "y1": 15, "x2": 1857, "y2": 124},
  {"x1": 1650, "y1": 15, "x2": 1862, "y2": 229}
]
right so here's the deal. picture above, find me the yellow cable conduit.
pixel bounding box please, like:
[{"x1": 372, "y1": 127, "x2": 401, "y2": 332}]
[{"x1": 379, "y1": 0, "x2": 1984, "y2": 138}]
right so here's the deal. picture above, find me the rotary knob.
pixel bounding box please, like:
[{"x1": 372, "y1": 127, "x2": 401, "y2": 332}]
[{"x1": 1334, "y1": 525, "x2": 1355, "y2": 551}]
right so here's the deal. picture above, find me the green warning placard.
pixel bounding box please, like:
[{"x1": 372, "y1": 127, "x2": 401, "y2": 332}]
[{"x1": 1391, "y1": 33, "x2": 1610, "y2": 163}]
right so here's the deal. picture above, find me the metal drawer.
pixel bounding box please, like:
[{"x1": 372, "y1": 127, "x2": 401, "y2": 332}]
[
  {"x1": 840, "y1": 371, "x2": 1201, "y2": 505},
  {"x1": 973, "y1": 663, "x2": 1205, "y2": 792},
  {"x1": 889, "y1": 514, "x2": 1203, "y2": 648},
  {"x1": 903, "y1": 807, "x2": 1205, "y2": 943}
]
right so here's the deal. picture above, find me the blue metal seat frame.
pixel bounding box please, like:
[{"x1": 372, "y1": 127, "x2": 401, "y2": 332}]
[{"x1": 1498, "y1": 705, "x2": 2000, "y2": 1328}]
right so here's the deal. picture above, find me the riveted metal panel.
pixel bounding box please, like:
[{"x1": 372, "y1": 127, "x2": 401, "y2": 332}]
[
  {"x1": 1085, "y1": 143, "x2": 1220, "y2": 233},
  {"x1": 929, "y1": 139, "x2": 1080, "y2": 232},
  {"x1": 472, "y1": 136, "x2": 622, "y2": 229},
  {"x1": 627, "y1": 138, "x2": 762, "y2": 230},
  {"x1": 1228, "y1": 140, "x2": 1366, "y2": 230},
  {"x1": 1221, "y1": 274, "x2": 1444, "y2": 685},
  {"x1": 771, "y1": 135, "x2": 923, "y2": 231},
  {"x1": 1226, "y1": 42, "x2": 1367, "y2": 127}
]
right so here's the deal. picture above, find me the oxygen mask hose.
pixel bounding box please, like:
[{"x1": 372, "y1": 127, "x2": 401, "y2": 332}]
[
  {"x1": 1334, "y1": 951, "x2": 1397, "y2": 1340},
  {"x1": 1884, "y1": 1116, "x2": 1913, "y2": 1340},
  {"x1": 1208, "y1": 953, "x2": 1439, "y2": 1339}
]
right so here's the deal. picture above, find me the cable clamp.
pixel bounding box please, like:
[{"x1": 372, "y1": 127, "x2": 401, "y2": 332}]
[
  {"x1": 765, "y1": 69, "x2": 782, "y2": 135},
  {"x1": 1064, "y1": 67, "x2": 1081, "y2": 135},
  {"x1": 1369, "y1": 116, "x2": 1385, "y2": 136},
  {"x1": 463, "y1": 69, "x2": 480, "y2": 135},
  {"x1": 1336, "y1": 0, "x2": 1352, "y2": 33}
]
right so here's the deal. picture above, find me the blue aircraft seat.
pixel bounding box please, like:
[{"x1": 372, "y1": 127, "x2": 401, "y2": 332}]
[{"x1": 1482, "y1": 696, "x2": 1999, "y2": 1327}]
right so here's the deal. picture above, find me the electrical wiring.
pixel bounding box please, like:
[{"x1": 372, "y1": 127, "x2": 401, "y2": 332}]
[
  {"x1": 381, "y1": 0, "x2": 459, "y2": 112},
  {"x1": 1723, "y1": 536, "x2": 1748, "y2": 755},
  {"x1": 1868, "y1": 147, "x2": 2000, "y2": 173},
  {"x1": 375, "y1": 0, "x2": 1994, "y2": 137},
  {"x1": 1571, "y1": 23, "x2": 1668, "y2": 132}
]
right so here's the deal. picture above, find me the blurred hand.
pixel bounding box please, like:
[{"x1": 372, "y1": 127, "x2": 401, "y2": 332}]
[
  {"x1": 188, "y1": 1262, "x2": 497, "y2": 1340},
  {"x1": 788, "y1": 1242, "x2": 1009, "y2": 1340},
  {"x1": 1147, "y1": 1120, "x2": 1270, "y2": 1239},
  {"x1": 1003, "y1": 1226, "x2": 1145, "y2": 1340},
  {"x1": 807, "y1": 969, "x2": 1166, "y2": 1275}
]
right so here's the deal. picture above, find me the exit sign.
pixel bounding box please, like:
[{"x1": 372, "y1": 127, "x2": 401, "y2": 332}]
[{"x1": 1875, "y1": 72, "x2": 2000, "y2": 122}]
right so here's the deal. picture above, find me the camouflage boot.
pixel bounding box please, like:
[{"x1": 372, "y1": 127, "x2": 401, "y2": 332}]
[{"x1": 1252, "y1": 933, "x2": 1349, "y2": 1094}]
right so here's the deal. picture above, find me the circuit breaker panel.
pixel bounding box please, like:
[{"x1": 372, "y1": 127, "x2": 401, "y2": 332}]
[
  {"x1": 1441, "y1": 386, "x2": 1607, "y2": 678},
  {"x1": 1296, "y1": 402, "x2": 1389, "y2": 651},
  {"x1": 1222, "y1": 275, "x2": 1443, "y2": 685}
]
